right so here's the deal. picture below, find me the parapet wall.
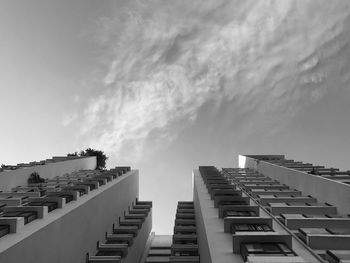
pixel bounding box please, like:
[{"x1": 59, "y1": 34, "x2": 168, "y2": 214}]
[{"x1": 0, "y1": 157, "x2": 96, "y2": 191}]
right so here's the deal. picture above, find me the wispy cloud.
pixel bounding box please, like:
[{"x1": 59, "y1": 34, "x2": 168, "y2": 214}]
[
  {"x1": 61, "y1": 113, "x2": 79, "y2": 127},
  {"x1": 78, "y1": 0, "x2": 350, "y2": 160},
  {"x1": 73, "y1": 95, "x2": 80, "y2": 103}
]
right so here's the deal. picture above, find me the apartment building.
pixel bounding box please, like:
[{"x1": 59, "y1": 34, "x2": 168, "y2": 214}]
[
  {"x1": 187, "y1": 154, "x2": 350, "y2": 262},
  {"x1": 0, "y1": 156, "x2": 152, "y2": 263},
  {"x1": 141, "y1": 201, "x2": 199, "y2": 263},
  {"x1": 2, "y1": 153, "x2": 349, "y2": 263},
  {"x1": 238, "y1": 154, "x2": 350, "y2": 263}
]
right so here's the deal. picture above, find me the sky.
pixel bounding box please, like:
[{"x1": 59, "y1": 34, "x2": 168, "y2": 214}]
[{"x1": 1, "y1": 0, "x2": 350, "y2": 234}]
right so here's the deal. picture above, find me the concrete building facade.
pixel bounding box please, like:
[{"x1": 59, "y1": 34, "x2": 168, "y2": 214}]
[
  {"x1": 238, "y1": 155, "x2": 350, "y2": 262},
  {"x1": 186, "y1": 154, "x2": 350, "y2": 263},
  {"x1": 0, "y1": 156, "x2": 152, "y2": 263},
  {"x1": 2, "y1": 153, "x2": 349, "y2": 263}
]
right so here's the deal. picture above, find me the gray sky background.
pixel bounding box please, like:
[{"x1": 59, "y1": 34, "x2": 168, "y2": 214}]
[{"x1": 1, "y1": 0, "x2": 350, "y2": 233}]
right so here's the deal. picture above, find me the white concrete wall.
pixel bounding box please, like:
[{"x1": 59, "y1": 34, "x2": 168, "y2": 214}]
[
  {"x1": 0, "y1": 170, "x2": 139, "y2": 263},
  {"x1": 240, "y1": 155, "x2": 350, "y2": 215},
  {"x1": 193, "y1": 170, "x2": 245, "y2": 263},
  {"x1": 126, "y1": 209, "x2": 152, "y2": 263},
  {"x1": 194, "y1": 167, "x2": 323, "y2": 263},
  {"x1": 0, "y1": 157, "x2": 97, "y2": 191}
]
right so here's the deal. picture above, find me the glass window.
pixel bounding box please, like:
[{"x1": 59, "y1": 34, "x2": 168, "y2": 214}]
[
  {"x1": 219, "y1": 201, "x2": 246, "y2": 206},
  {"x1": 232, "y1": 224, "x2": 273, "y2": 233},
  {"x1": 174, "y1": 251, "x2": 198, "y2": 256},
  {"x1": 262, "y1": 243, "x2": 281, "y2": 253},
  {"x1": 0, "y1": 224, "x2": 10, "y2": 238},
  {"x1": 245, "y1": 244, "x2": 264, "y2": 253},
  {"x1": 225, "y1": 210, "x2": 257, "y2": 217}
]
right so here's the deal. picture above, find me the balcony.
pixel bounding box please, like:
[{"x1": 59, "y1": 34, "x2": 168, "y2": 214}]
[
  {"x1": 233, "y1": 233, "x2": 292, "y2": 253},
  {"x1": 298, "y1": 228, "x2": 350, "y2": 249},
  {"x1": 210, "y1": 189, "x2": 242, "y2": 200},
  {"x1": 86, "y1": 255, "x2": 121, "y2": 262},
  {"x1": 175, "y1": 213, "x2": 195, "y2": 220},
  {"x1": 240, "y1": 242, "x2": 305, "y2": 263},
  {"x1": 105, "y1": 233, "x2": 134, "y2": 246},
  {"x1": 243, "y1": 184, "x2": 290, "y2": 190},
  {"x1": 174, "y1": 226, "x2": 197, "y2": 235},
  {"x1": 219, "y1": 205, "x2": 259, "y2": 218},
  {"x1": 266, "y1": 202, "x2": 337, "y2": 216},
  {"x1": 173, "y1": 234, "x2": 197, "y2": 244},
  {"x1": 174, "y1": 219, "x2": 196, "y2": 227},
  {"x1": 96, "y1": 242, "x2": 128, "y2": 258},
  {"x1": 280, "y1": 214, "x2": 350, "y2": 229},
  {"x1": 112, "y1": 225, "x2": 138, "y2": 237},
  {"x1": 258, "y1": 196, "x2": 317, "y2": 205},
  {"x1": 214, "y1": 196, "x2": 249, "y2": 208},
  {"x1": 224, "y1": 217, "x2": 272, "y2": 233},
  {"x1": 325, "y1": 250, "x2": 350, "y2": 263},
  {"x1": 250, "y1": 189, "x2": 302, "y2": 197}
]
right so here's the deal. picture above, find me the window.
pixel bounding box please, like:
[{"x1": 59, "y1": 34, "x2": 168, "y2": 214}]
[
  {"x1": 58, "y1": 194, "x2": 73, "y2": 203},
  {"x1": 219, "y1": 201, "x2": 246, "y2": 206},
  {"x1": 174, "y1": 251, "x2": 198, "y2": 256},
  {"x1": 225, "y1": 210, "x2": 257, "y2": 217},
  {"x1": 0, "y1": 225, "x2": 9, "y2": 238},
  {"x1": 232, "y1": 224, "x2": 273, "y2": 233},
  {"x1": 27, "y1": 201, "x2": 58, "y2": 212},
  {"x1": 215, "y1": 192, "x2": 240, "y2": 197},
  {"x1": 1, "y1": 211, "x2": 38, "y2": 224},
  {"x1": 174, "y1": 240, "x2": 197, "y2": 245},
  {"x1": 95, "y1": 250, "x2": 123, "y2": 257},
  {"x1": 241, "y1": 242, "x2": 295, "y2": 261},
  {"x1": 174, "y1": 230, "x2": 197, "y2": 235}
]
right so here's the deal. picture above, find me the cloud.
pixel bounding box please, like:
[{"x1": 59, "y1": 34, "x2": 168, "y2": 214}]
[
  {"x1": 61, "y1": 113, "x2": 79, "y2": 127},
  {"x1": 73, "y1": 95, "x2": 80, "y2": 103},
  {"x1": 78, "y1": 0, "x2": 350, "y2": 160}
]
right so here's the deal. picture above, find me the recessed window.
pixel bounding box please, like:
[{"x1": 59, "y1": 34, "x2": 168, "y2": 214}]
[
  {"x1": 174, "y1": 250, "x2": 198, "y2": 256},
  {"x1": 225, "y1": 211, "x2": 257, "y2": 217},
  {"x1": 0, "y1": 225, "x2": 10, "y2": 238},
  {"x1": 174, "y1": 240, "x2": 197, "y2": 245},
  {"x1": 232, "y1": 224, "x2": 273, "y2": 233},
  {"x1": 2, "y1": 211, "x2": 38, "y2": 224},
  {"x1": 219, "y1": 201, "x2": 246, "y2": 206},
  {"x1": 27, "y1": 201, "x2": 58, "y2": 212}
]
